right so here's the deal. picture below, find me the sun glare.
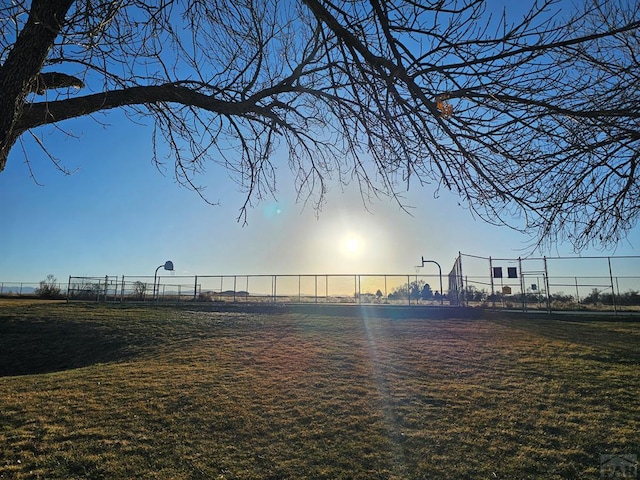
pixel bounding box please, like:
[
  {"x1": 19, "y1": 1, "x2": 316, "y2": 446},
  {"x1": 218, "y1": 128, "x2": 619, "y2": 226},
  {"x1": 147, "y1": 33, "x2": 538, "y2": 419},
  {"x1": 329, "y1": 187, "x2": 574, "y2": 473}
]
[
  {"x1": 309, "y1": 210, "x2": 390, "y2": 272},
  {"x1": 341, "y1": 234, "x2": 363, "y2": 257},
  {"x1": 346, "y1": 237, "x2": 359, "y2": 252}
]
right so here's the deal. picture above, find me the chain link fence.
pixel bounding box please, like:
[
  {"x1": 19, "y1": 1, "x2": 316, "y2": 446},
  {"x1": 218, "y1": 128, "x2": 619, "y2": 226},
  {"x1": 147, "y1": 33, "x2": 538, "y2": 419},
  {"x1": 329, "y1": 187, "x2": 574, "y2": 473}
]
[
  {"x1": 66, "y1": 273, "x2": 447, "y2": 306},
  {"x1": 0, "y1": 282, "x2": 66, "y2": 297},
  {"x1": 6, "y1": 253, "x2": 639, "y2": 313},
  {"x1": 448, "y1": 253, "x2": 640, "y2": 312}
]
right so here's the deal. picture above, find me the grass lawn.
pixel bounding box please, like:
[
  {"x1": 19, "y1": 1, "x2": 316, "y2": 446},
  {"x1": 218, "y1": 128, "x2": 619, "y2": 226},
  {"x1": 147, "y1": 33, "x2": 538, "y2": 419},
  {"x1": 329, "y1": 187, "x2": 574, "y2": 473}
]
[{"x1": 0, "y1": 300, "x2": 638, "y2": 479}]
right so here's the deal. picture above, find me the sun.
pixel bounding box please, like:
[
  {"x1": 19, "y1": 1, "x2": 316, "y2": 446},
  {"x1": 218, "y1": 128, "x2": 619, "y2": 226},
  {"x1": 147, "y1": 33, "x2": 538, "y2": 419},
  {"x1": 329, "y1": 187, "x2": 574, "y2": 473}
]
[
  {"x1": 345, "y1": 237, "x2": 360, "y2": 253},
  {"x1": 341, "y1": 234, "x2": 363, "y2": 258}
]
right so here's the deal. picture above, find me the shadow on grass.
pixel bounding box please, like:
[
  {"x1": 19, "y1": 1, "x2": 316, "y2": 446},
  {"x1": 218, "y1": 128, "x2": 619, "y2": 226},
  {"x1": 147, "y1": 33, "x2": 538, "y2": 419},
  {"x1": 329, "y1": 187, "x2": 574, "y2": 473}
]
[
  {"x1": 488, "y1": 311, "x2": 640, "y2": 364},
  {"x1": 0, "y1": 315, "x2": 148, "y2": 377}
]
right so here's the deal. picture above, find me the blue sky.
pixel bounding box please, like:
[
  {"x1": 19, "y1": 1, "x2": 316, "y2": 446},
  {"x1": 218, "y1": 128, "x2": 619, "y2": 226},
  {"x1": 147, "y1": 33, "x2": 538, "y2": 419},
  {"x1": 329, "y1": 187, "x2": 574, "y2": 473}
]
[
  {"x1": 2, "y1": 106, "x2": 638, "y2": 285},
  {"x1": 2, "y1": 2, "x2": 639, "y2": 285}
]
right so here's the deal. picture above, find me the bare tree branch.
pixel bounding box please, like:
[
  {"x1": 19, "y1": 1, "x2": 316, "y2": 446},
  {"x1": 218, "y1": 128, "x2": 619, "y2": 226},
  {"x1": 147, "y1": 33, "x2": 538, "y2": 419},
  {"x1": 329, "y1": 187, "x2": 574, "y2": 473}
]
[{"x1": 1, "y1": 0, "x2": 639, "y2": 250}]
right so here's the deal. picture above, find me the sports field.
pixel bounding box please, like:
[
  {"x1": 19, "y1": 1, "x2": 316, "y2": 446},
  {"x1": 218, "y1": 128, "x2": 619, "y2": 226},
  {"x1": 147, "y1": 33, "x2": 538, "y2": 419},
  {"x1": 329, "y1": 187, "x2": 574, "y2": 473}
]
[{"x1": 0, "y1": 301, "x2": 638, "y2": 479}]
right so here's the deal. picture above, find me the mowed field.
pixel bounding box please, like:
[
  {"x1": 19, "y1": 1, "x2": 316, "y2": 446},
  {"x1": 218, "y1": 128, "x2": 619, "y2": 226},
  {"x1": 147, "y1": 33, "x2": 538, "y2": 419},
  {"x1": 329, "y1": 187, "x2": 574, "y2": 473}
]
[{"x1": 0, "y1": 301, "x2": 638, "y2": 479}]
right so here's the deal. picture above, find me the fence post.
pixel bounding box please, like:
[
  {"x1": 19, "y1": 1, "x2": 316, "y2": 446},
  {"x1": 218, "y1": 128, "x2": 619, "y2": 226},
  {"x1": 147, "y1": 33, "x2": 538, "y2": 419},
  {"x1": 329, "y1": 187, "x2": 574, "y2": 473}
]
[
  {"x1": 519, "y1": 257, "x2": 526, "y2": 311},
  {"x1": 194, "y1": 275, "x2": 198, "y2": 302},
  {"x1": 67, "y1": 276, "x2": 72, "y2": 302},
  {"x1": 543, "y1": 256, "x2": 551, "y2": 313},
  {"x1": 384, "y1": 275, "x2": 387, "y2": 300},
  {"x1": 608, "y1": 257, "x2": 617, "y2": 315},
  {"x1": 325, "y1": 276, "x2": 328, "y2": 303},
  {"x1": 489, "y1": 257, "x2": 495, "y2": 309},
  {"x1": 458, "y1": 252, "x2": 464, "y2": 306},
  {"x1": 233, "y1": 276, "x2": 237, "y2": 303},
  {"x1": 112, "y1": 276, "x2": 118, "y2": 302}
]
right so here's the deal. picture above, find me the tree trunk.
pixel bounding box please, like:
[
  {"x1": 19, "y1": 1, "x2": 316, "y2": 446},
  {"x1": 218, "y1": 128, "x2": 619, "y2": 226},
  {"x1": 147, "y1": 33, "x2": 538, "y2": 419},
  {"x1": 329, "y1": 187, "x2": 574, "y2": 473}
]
[{"x1": 0, "y1": 0, "x2": 74, "y2": 171}]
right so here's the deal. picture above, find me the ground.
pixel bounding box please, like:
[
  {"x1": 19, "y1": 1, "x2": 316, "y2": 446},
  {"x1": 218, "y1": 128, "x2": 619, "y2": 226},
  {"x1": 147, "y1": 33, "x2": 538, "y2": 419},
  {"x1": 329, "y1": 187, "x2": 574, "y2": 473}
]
[{"x1": 0, "y1": 301, "x2": 638, "y2": 479}]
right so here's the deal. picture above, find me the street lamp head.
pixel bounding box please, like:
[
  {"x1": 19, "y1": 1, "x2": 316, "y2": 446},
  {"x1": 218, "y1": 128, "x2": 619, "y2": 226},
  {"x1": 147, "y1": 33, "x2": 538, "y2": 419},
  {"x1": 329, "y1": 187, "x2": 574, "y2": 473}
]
[{"x1": 164, "y1": 261, "x2": 174, "y2": 271}]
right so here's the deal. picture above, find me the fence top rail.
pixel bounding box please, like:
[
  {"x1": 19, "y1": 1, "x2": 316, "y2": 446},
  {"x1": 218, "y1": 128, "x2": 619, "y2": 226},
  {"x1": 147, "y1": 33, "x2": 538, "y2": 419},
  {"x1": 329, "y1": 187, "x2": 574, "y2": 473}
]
[
  {"x1": 70, "y1": 273, "x2": 446, "y2": 279},
  {"x1": 192, "y1": 273, "x2": 440, "y2": 278},
  {"x1": 461, "y1": 274, "x2": 640, "y2": 279},
  {"x1": 460, "y1": 253, "x2": 640, "y2": 261}
]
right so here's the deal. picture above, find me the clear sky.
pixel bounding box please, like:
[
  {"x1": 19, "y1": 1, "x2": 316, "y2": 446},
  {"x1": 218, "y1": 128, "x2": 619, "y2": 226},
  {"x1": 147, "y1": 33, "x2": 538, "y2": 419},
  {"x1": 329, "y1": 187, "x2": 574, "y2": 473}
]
[
  {"x1": 2, "y1": 3, "x2": 639, "y2": 285},
  {"x1": 2, "y1": 107, "x2": 638, "y2": 285}
]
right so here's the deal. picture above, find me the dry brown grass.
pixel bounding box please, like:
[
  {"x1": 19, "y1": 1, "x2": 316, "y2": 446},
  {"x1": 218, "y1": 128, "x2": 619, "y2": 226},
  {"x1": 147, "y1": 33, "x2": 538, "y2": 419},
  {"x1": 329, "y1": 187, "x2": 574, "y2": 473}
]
[{"x1": 0, "y1": 301, "x2": 638, "y2": 479}]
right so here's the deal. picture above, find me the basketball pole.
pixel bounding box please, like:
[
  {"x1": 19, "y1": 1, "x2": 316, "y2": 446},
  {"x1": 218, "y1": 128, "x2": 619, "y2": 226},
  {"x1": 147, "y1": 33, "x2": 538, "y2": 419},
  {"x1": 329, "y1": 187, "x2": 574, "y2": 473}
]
[{"x1": 417, "y1": 257, "x2": 443, "y2": 305}]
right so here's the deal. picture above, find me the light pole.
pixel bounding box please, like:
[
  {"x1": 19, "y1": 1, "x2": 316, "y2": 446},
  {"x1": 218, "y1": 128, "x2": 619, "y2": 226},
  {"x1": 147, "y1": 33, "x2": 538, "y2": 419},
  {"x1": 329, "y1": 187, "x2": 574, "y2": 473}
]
[
  {"x1": 416, "y1": 256, "x2": 444, "y2": 305},
  {"x1": 153, "y1": 260, "x2": 174, "y2": 301}
]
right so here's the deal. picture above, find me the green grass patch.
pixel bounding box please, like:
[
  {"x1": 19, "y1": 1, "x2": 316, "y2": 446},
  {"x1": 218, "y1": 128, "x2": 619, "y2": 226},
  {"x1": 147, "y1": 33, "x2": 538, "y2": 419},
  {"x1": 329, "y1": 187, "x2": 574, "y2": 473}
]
[{"x1": 0, "y1": 301, "x2": 638, "y2": 479}]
